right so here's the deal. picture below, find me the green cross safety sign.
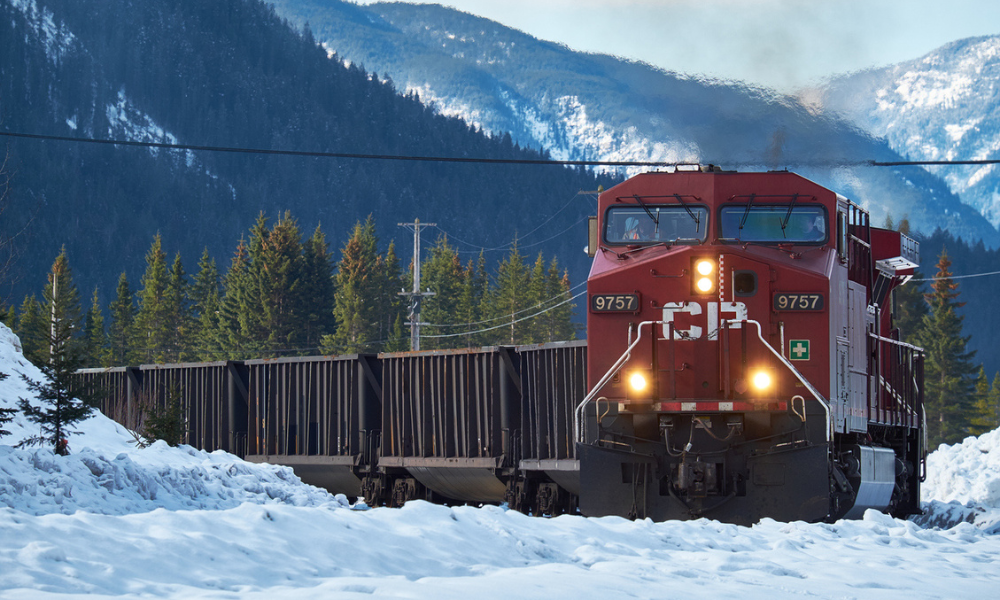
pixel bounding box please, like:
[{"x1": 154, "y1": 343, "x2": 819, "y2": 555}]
[{"x1": 790, "y1": 339, "x2": 810, "y2": 361}]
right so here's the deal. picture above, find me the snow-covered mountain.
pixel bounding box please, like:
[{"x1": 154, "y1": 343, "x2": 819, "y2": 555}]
[
  {"x1": 267, "y1": 0, "x2": 1000, "y2": 247},
  {"x1": 816, "y1": 35, "x2": 1000, "y2": 228}
]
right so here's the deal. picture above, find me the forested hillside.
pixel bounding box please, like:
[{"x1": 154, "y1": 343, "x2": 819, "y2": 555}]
[
  {"x1": 0, "y1": 0, "x2": 608, "y2": 309},
  {"x1": 265, "y1": 0, "x2": 1000, "y2": 248}
]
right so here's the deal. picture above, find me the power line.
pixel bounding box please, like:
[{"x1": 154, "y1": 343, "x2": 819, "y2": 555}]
[
  {"x1": 424, "y1": 281, "x2": 588, "y2": 328},
  {"x1": 422, "y1": 290, "x2": 586, "y2": 339},
  {"x1": 10, "y1": 129, "x2": 1000, "y2": 168},
  {"x1": 912, "y1": 269, "x2": 1000, "y2": 282},
  {"x1": 0, "y1": 130, "x2": 694, "y2": 168},
  {"x1": 870, "y1": 159, "x2": 1000, "y2": 167}
]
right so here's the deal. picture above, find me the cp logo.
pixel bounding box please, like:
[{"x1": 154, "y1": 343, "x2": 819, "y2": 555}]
[{"x1": 661, "y1": 301, "x2": 748, "y2": 340}]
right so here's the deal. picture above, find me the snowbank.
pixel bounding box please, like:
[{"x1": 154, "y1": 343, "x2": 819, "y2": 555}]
[
  {"x1": 0, "y1": 322, "x2": 342, "y2": 516},
  {"x1": 3, "y1": 320, "x2": 1000, "y2": 598}
]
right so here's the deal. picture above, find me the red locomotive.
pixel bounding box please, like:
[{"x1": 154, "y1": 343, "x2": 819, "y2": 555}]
[{"x1": 577, "y1": 167, "x2": 925, "y2": 524}]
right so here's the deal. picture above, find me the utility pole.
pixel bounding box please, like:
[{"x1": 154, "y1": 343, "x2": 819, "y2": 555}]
[{"x1": 398, "y1": 218, "x2": 436, "y2": 351}]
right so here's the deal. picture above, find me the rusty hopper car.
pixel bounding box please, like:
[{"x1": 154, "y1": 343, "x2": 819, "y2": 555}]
[{"x1": 577, "y1": 168, "x2": 924, "y2": 524}]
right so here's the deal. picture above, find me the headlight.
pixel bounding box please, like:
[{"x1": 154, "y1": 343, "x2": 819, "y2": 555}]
[
  {"x1": 691, "y1": 257, "x2": 717, "y2": 295},
  {"x1": 628, "y1": 372, "x2": 648, "y2": 393},
  {"x1": 751, "y1": 370, "x2": 772, "y2": 390}
]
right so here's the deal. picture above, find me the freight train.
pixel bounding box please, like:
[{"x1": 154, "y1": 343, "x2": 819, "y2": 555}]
[{"x1": 76, "y1": 168, "x2": 925, "y2": 525}]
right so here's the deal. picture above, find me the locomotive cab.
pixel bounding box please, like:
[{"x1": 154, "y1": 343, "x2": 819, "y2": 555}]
[{"x1": 577, "y1": 169, "x2": 924, "y2": 525}]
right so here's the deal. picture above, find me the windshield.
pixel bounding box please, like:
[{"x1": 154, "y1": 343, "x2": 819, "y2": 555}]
[
  {"x1": 719, "y1": 205, "x2": 828, "y2": 244},
  {"x1": 604, "y1": 205, "x2": 709, "y2": 245}
]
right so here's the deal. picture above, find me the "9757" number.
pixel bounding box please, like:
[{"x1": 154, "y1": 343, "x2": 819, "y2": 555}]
[
  {"x1": 591, "y1": 293, "x2": 639, "y2": 313},
  {"x1": 773, "y1": 293, "x2": 824, "y2": 311}
]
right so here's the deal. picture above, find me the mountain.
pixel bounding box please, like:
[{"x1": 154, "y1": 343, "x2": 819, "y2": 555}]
[
  {"x1": 266, "y1": 0, "x2": 1000, "y2": 248},
  {"x1": 0, "y1": 0, "x2": 607, "y2": 307},
  {"x1": 816, "y1": 35, "x2": 1000, "y2": 228}
]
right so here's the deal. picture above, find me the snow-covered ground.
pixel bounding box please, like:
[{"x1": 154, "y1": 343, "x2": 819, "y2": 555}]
[{"x1": 2, "y1": 321, "x2": 1000, "y2": 599}]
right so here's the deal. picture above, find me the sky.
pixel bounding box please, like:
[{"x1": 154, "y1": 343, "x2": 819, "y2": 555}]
[
  {"x1": 356, "y1": 0, "x2": 1000, "y2": 92},
  {"x1": 3, "y1": 323, "x2": 1000, "y2": 598}
]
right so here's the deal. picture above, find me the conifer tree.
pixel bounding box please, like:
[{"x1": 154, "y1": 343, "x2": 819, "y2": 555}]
[
  {"x1": 420, "y1": 235, "x2": 464, "y2": 350},
  {"x1": 14, "y1": 295, "x2": 48, "y2": 365},
  {"x1": 920, "y1": 249, "x2": 978, "y2": 446},
  {"x1": 456, "y1": 251, "x2": 490, "y2": 348},
  {"x1": 164, "y1": 253, "x2": 193, "y2": 362},
  {"x1": 970, "y1": 368, "x2": 1000, "y2": 435},
  {"x1": 0, "y1": 372, "x2": 15, "y2": 439},
  {"x1": 377, "y1": 240, "x2": 406, "y2": 351},
  {"x1": 190, "y1": 248, "x2": 221, "y2": 315},
  {"x1": 212, "y1": 238, "x2": 253, "y2": 360},
  {"x1": 108, "y1": 273, "x2": 137, "y2": 366},
  {"x1": 17, "y1": 251, "x2": 93, "y2": 455},
  {"x1": 191, "y1": 248, "x2": 222, "y2": 360},
  {"x1": 323, "y1": 217, "x2": 384, "y2": 354},
  {"x1": 486, "y1": 242, "x2": 530, "y2": 345},
  {"x1": 134, "y1": 235, "x2": 172, "y2": 363},
  {"x1": 238, "y1": 214, "x2": 272, "y2": 356},
  {"x1": 257, "y1": 212, "x2": 306, "y2": 355},
  {"x1": 541, "y1": 259, "x2": 577, "y2": 342},
  {"x1": 301, "y1": 225, "x2": 336, "y2": 351},
  {"x1": 525, "y1": 253, "x2": 548, "y2": 344},
  {"x1": 82, "y1": 288, "x2": 108, "y2": 367}
]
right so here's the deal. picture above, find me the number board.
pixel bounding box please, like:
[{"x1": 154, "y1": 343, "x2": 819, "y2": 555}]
[
  {"x1": 773, "y1": 293, "x2": 824, "y2": 311},
  {"x1": 590, "y1": 293, "x2": 640, "y2": 313}
]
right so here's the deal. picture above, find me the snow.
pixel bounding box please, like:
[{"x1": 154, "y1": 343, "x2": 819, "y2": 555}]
[{"x1": 2, "y1": 320, "x2": 1000, "y2": 599}]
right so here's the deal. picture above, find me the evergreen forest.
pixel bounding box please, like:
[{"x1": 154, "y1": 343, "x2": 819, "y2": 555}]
[{"x1": 5, "y1": 212, "x2": 578, "y2": 370}]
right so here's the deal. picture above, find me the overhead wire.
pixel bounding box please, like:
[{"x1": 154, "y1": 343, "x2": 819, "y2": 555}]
[
  {"x1": 421, "y1": 289, "x2": 587, "y2": 339},
  {"x1": 6, "y1": 129, "x2": 1000, "y2": 168},
  {"x1": 423, "y1": 281, "x2": 588, "y2": 328}
]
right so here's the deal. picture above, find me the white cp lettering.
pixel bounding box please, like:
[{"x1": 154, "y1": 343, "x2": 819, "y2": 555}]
[{"x1": 661, "y1": 301, "x2": 747, "y2": 340}]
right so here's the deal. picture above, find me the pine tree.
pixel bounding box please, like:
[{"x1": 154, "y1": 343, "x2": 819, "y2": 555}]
[
  {"x1": 970, "y1": 368, "x2": 1000, "y2": 435},
  {"x1": 164, "y1": 253, "x2": 194, "y2": 362},
  {"x1": 107, "y1": 273, "x2": 137, "y2": 366},
  {"x1": 970, "y1": 367, "x2": 993, "y2": 435},
  {"x1": 992, "y1": 373, "x2": 1000, "y2": 432},
  {"x1": 190, "y1": 247, "x2": 221, "y2": 315},
  {"x1": 920, "y1": 249, "x2": 978, "y2": 447},
  {"x1": 213, "y1": 237, "x2": 254, "y2": 360},
  {"x1": 82, "y1": 288, "x2": 108, "y2": 367},
  {"x1": 0, "y1": 371, "x2": 15, "y2": 440},
  {"x1": 376, "y1": 240, "x2": 405, "y2": 350},
  {"x1": 240, "y1": 213, "x2": 272, "y2": 356},
  {"x1": 525, "y1": 253, "x2": 548, "y2": 344},
  {"x1": 257, "y1": 212, "x2": 306, "y2": 355},
  {"x1": 455, "y1": 251, "x2": 490, "y2": 348},
  {"x1": 14, "y1": 295, "x2": 48, "y2": 365},
  {"x1": 140, "y1": 383, "x2": 184, "y2": 446},
  {"x1": 17, "y1": 252, "x2": 93, "y2": 455},
  {"x1": 134, "y1": 235, "x2": 172, "y2": 363},
  {"x1": 322, "y1": 217, "x2": 384, "y2": 354},
  {"x1": 486, "y1": 242, "x2": 530, "y2": 345},
  {"x1": 191, "y1": 248, "x2": 222, "y2": 360},
  {"x1": 541, "y1": 259, "x2": 577, "y2": 342},
  {"x1": 301, "y1": 225, "x2": 336, "y2": 352},
  {"x1": 420, "y1": 235, "x2": 464, "y2": 350}
]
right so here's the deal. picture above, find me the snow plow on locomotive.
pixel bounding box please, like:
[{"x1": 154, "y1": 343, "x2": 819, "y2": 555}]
[{"x1": 575, "y1": 168, "x2": 925, "y2": 524}]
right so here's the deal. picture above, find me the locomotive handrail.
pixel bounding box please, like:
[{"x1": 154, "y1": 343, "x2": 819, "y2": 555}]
[
  {"x1": 574, "y1": 320, "x2": 660, "y2": 443},
  {"x1": 744, "y1": 319, "x2": 831, "y2": 445}
]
